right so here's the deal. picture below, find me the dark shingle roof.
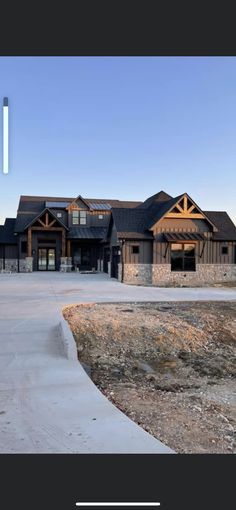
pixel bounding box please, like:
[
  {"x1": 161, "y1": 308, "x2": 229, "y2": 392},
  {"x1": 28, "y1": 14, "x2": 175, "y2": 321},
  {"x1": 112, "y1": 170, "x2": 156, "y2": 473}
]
[
  {"x1": 112, "y1": 197, "x2": 236, "y2": 242},
  {"x1": 68, "y1": 227, "x2": 107, "y2": 240},
  {"x1": 15, "y1": 213, "x2": 40, "y2": 232},
  {"x1": 14, "y1": 195, "x2": 142, "y2": 233},
  {"x1": 111, "y1": 208, "x2": 153, "y2": 239},
  {"x1": 145, "y1": 195, "x2": 184, "y2": 229},
  {"x1": 203, "y1": 211, "x2": 236, "y2": 240},
  {"x1": 137, "y1": 190, "x2": 173, "y2": 209},
  {"x1": 18, "y1": 195, "x2": 141, "y2": 212},
  {"x1": 0, "y1": 219, "x2": 17, "y2": 244}
]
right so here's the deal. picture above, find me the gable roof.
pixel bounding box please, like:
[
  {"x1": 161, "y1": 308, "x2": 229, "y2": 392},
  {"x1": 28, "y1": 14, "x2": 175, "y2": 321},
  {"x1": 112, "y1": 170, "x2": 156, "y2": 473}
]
[
  {"x1": 145, "y1": 193, "x2": 218, "y2": 231},
  {"x1": 0, "y1": 219, "x2": 17, "y2": 244},
  {"x1": 66, "y1": 195, "x2": 91, "y2": 210},
  {"x1": 111, "y1": 192, "x2": 236, "y2": 242},
  {"x1": 23, "y1": 208, "x2": 68, "y2": 231}
]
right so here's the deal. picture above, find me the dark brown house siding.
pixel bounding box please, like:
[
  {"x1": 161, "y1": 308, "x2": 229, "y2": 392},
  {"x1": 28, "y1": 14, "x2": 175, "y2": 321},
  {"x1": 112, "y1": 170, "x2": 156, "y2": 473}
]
[
  {"x1": 4, "y1": 244, "x2": 18, "y2": 259},
  {"x1": 123, "y1": 241, "x2": 153, "y2": 264},
  {"x1": 153, "y1": 238, "x2": 236, "y2": 265},
  {"x1": 153, "y1": 217, "x2": 211, "y2": 233}
]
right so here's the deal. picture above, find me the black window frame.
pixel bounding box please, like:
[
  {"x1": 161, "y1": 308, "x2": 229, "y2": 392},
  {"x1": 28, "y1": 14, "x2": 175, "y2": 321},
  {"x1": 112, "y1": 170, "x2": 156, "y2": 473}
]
[
  {"x1": 131, "y1": 245, "x2": 140, "y2": 254},
  {"x1": 171, "y1": 243, "x2": 196, "y2": 272},
  {"x1": 221, "y1": 246, "x2": 228, "y2": 255}
]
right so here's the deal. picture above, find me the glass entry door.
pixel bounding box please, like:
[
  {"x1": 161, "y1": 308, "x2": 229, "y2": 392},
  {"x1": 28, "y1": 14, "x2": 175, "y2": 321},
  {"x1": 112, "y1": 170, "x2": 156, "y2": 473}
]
[{"x1": 38, "y1": 248, "x2": 56, "y2": 271}]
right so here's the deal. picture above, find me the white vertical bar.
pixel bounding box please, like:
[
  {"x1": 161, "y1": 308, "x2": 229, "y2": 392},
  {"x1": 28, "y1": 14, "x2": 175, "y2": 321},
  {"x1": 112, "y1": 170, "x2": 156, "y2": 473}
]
[
  {"x1": 75, "y1": 504, "x2": 161, "y2": 507},
  {"x1": 3, "y1": 99, "x2": 9, "y2": 174}
]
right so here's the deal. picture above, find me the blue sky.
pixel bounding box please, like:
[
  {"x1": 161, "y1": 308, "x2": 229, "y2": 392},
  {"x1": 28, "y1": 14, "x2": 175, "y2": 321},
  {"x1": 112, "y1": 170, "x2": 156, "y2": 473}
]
[{"x1": 0, "y1": 56, "x2": 236, "y2": 224}]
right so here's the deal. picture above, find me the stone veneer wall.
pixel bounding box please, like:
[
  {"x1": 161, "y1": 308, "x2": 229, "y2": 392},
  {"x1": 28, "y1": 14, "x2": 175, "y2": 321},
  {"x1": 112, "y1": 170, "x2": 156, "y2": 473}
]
[
  {"x1": 0, "y1": 259, "x2": 18, "y2": 272},
  {"x1": 122, "y1": 263, "x2": 152, "y2": 285},
  {"x1": 152, "y1": 264, "x2": 236, "y2": 286},
  {"x1": 0, "y1": 257, "x2": 33, "y2": 273},
  {"x1": 120, "y1": 263, "x2": 236, "y2": 286}
]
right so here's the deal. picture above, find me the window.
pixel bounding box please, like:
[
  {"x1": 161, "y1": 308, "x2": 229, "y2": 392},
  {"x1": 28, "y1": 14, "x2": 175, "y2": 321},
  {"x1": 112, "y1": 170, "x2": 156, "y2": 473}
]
[
  {"x1": 72, "y1": 211, "x2": 79, "y2": 225},
  {"x1": 57, "y1": 212, "x2": 62, "y2": 218},
  {"x1": 72, "y1": 210, "x2": 87, "y2": 225},
  {"x1": 21, "y1": 241, "x2": 28, "y2": 253},
  {"x1": 80, "y1": 210, "x2": 87, "y2": 225},
  {"x1": 131, "y1": 245, "x2": 139, "y2": 254},
  {"x1": 171, "y1": 243, "x2": 196, "y2": 271},
  {"x1": 98, "y1": 214, "x2": 104, "y2": 220},
  {"x1": 221, "y1": 246, "x2": 228, "y2": 255}
]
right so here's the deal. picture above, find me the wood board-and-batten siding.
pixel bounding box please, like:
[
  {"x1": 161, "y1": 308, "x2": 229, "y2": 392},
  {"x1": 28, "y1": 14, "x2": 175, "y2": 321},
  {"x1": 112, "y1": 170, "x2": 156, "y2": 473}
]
[
  {"x1": 122, "y1": 241, "x2": 153, "y2": 264},
  {"x1": 153, "y1": 238, "x2": 236, "y2": 264},
  {"x1": 151, "y1": 218, "x2": 235, "y2": 265}
]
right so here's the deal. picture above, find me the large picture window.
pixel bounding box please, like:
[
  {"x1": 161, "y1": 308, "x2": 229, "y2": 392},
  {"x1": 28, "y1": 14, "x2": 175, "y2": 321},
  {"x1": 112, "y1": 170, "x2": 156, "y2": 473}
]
[{"x1": 171, "y1": 243, "x2": 196, "y2": 271}]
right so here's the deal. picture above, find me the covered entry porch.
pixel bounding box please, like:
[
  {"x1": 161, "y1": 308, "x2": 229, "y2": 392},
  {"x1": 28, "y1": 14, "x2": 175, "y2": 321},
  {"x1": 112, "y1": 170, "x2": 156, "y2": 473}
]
[{"x1": 68, "y1": 240, "x2": 102, "y2": 271}]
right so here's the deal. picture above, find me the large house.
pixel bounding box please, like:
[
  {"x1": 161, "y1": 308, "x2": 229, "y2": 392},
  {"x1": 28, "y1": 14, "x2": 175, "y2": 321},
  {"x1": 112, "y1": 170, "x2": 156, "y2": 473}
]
[{"x1": 0, "y1": 191, "x2": 236, "y2": 286}]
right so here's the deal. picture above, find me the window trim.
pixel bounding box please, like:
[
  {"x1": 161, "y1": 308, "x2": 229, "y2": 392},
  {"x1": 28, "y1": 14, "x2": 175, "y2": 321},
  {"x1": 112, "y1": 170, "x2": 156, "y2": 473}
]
[
  {"x1": 170, "y1": 242, "x2": 196, "y2": 272},
  {"x1": 72, "y1": 210, "x2": 87, "y2": 225}
]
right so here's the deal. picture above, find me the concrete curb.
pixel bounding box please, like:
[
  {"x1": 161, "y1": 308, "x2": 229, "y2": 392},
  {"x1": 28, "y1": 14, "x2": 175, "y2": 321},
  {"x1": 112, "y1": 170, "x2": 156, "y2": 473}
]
[
  {"x1": 59, "y1": 312, "x2": 175, "y2": 453},
  {"x1": 59, "y1": 315, "x2": 78, "y2": 361}
]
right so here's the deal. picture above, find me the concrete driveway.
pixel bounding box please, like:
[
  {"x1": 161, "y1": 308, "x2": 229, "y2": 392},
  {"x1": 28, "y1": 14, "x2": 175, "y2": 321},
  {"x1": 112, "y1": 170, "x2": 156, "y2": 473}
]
[{"x1": 0, "y1": 272, "x2": 235, "y2": 453}]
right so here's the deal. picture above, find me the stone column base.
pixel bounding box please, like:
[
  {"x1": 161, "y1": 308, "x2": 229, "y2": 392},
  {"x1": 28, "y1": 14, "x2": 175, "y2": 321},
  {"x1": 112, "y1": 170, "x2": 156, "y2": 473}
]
[
  {"x1": 19, "y1": 257, "x2": 33, "y2": 272},
  {"x1": 60, "y1": 257, "x2": 72, "y2": 272}
]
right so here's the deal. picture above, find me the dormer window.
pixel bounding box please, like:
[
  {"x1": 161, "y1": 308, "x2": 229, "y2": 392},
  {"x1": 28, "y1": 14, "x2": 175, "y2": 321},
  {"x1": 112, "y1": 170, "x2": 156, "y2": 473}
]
[
  {"x1": 72, "y1": 210, "x2": 87, "y2": 225},
  {"x1": 72, "y1": 211, "x2": 79, "y2": 225},
  {"x1": 80, "y1": 210, "x2": 86, "y2": 225}
]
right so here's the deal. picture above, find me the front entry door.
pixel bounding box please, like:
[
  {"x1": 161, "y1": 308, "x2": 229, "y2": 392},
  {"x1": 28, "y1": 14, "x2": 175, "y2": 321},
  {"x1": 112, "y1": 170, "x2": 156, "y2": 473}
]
[
  {"x1": 38, "y1": 248, "x2": 56, "y2": 271},
  {"x1": 73, "y1": 247, "x2": 91, "y2": 270}
]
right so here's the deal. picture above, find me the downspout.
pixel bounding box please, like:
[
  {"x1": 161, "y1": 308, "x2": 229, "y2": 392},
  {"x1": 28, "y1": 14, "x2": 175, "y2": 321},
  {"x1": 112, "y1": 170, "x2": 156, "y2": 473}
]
[{"x1": 120, "y1": 239, "x2": 125, "y2": 283}]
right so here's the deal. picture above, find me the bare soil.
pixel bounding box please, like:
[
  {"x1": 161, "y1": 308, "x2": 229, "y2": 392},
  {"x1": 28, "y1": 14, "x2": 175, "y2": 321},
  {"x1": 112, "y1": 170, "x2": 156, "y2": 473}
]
[{"x1": 63, "y1": 301, "x2": 236, "y2": 453}]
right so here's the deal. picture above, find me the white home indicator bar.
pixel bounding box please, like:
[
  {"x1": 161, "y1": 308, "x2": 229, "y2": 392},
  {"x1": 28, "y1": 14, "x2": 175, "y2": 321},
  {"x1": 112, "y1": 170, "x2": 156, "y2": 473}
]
[
  {"x1": 3, "y1": 97, "x2": 9, "y2": 174},
  {"x1": 75, "y1": 504, "x2": 161, "y2": 507}
]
